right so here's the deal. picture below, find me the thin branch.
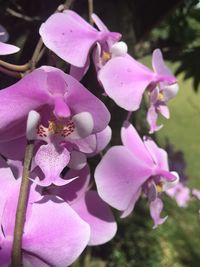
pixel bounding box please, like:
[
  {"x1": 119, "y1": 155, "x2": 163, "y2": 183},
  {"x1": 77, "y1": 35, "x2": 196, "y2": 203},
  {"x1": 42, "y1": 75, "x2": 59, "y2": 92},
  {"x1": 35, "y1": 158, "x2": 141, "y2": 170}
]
[
  {"x1": 88, "y1": 0, "x2": 94, "y2": 25},
  {"x1": 11, "y1": 141, "x2": 34, "y2": 267},
  {"x1": 0, "y1": 66, "x2": 22, "y2": 78},
  {"x1": 6, "y1": 7, "x2": 41, "y2": 22},
  {"x1": 30, "y1": 38, "x2": 44, "y2": 71},
  {"x1": 0, "y1": 60, "x2": 30, "y2": 72}
]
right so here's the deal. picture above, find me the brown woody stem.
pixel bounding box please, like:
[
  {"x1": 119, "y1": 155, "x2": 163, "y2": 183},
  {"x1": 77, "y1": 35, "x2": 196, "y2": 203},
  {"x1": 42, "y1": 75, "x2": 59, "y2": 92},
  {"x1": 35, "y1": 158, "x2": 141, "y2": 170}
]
[{"x1": 11, "y1": 141, "x2": 34, "y2": 267}]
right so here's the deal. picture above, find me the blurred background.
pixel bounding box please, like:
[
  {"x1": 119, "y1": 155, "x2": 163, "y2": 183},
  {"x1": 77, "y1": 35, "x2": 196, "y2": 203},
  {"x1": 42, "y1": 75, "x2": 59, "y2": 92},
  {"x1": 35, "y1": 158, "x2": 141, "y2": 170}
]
[{"x1": 0, "y1": 0, "x2": 200, "y2": 266}]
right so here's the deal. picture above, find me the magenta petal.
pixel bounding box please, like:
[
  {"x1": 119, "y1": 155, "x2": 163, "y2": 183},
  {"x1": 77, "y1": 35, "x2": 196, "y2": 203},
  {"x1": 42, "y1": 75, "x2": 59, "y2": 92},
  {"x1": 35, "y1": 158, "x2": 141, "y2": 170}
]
[
  {"x1": 39, "y1": 11, "x2": 99, "y2": 67},
  {"x1": 91, "y1": 14, "x2": 109, "y2": 32},
  {"x1": 0, "y1": 166, "x2": 17, "y2": 224},
  {"x1": 35, "y1": 143, "x2": 70, "y2": 186},
  {"x1": 143, "y1": 136, "x2": 169, "y2": 170},
  {"x1": 23, "y1": 196, "x2": 90, "y2": 267},
  {"x1": 0, "y1": 238, "x2": 13, "y2": 267},
  {"x1": 99, "y1": 56, "x2": 156, "y2": 111},
  {"x1": 71, "y1": 191, "x2": 117, "y2": 245},
  {"x1": 73, "y1": 134, "x2": 97, "y2": 154},
  {"x1": 64, "y1": 74, "x2": 110, "y2": 133},
  {"x1": 152, "y1": 49, "x2": 173, "y2": 77},
  {"x1": 70, "y1": 57, "x2": 90, "y2": 81},
  {"x1": 121, "y1": 121, "x2": 153, "y2": 166},
  {"x1": 159, "y1": 104, "x2": 170, "y2": 119},
  {"x1": 0, "y1": 41, "x2": 19, "y2": 55},
  {"x1": 68, "y1": 151, "x2": 87, "y2": 170},
  {"x1": 90, "y1": 126, "x2": 112, "y2": 156},
  {"x1": 147, "y1": 105, "x2": 163, "y2": 134},
  {"x1": 50, "y1": 165, "x2": 90, "y2": 204},
  {"x1": 120, "y1": 189, "x2": 141, "y2": 218},
  {"x1": 150, "y1": 198, "x2": 168, "y2": 229},
  {"x1": 95, "y1": 146, "x2": 153, "y2": 211},
  {"x1": 0, "y1": 68, "x2": 51, "y2": 142}
]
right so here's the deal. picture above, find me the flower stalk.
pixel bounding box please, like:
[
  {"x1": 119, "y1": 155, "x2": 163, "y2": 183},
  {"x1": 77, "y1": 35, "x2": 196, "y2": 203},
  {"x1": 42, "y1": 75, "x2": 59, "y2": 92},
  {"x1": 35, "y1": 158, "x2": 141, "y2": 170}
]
[{"x1": 11, "y1": 140, "x2": 34, "y2": 267}]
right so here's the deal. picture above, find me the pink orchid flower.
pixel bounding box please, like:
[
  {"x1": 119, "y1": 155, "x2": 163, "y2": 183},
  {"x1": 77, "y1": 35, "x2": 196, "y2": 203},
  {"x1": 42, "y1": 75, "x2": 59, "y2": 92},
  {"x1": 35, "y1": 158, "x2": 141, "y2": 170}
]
[
  {"x1": 166, "y1": 183, "x2": 191, "y2": 207},
  {"x1": 0, "y1": 156, "x2": 90, "y2": 267},
  {"x1": 0, "y1": 25, "x2": 19, "y2": 55},
  {"x1": 95, "y1": 121, "x2": 179, "y2": 228},
  {"x1": 39, "y1": 10, "x2": 124, "y2": 80},
  {"x1": 99, "y1": 49, "x2": 178, "y2": 133},
  {"x1": 0, "y1": 66, "x2": 110, "y2": 185}
]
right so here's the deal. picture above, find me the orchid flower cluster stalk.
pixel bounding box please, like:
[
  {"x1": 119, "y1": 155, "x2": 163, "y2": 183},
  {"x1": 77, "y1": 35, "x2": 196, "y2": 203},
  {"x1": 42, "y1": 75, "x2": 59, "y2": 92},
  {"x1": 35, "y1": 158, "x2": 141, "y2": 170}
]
[{"x1": 0, "y1": 3, "x2": 198, "y2": 267}]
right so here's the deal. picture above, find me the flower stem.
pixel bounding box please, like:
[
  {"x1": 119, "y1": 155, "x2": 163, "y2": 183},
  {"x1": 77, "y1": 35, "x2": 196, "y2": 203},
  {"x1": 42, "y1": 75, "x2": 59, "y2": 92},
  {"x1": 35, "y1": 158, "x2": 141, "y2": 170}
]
[
  {"x1": 0, "y1": 60, "x2": 30, "y2": 72},
  {"x1": 88, "y1": 0, "x2": 94, "y2": 25},
  {"x1": 11, "y1": 141, "x2": 34, "y2": 267}
]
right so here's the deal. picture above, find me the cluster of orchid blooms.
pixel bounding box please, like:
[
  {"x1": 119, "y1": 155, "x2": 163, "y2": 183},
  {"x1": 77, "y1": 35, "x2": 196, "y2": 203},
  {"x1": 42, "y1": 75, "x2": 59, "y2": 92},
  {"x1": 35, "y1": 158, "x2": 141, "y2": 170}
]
[{"x1": 0, "y1": 7, "x2": 200, "y2": 267}]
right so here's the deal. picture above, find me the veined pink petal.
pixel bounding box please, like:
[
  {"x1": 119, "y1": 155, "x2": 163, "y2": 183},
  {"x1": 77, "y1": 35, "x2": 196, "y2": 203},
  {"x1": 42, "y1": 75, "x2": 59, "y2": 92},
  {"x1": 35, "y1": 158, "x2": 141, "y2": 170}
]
[
  {"x1": 121, "y1": 121, "x2": 153, "y2": 166},
  {"x1": 99, "y1": 56, "x2": 156, "y2": 111},
  {"x1": 152, "y1": 49, "x2": 173, "y2": 77},
  {"x1": 39, "y1": 11, "x2": 99, "y2": 67},
  {"x1": 0, "y1": 68, "x2": 52, "y2": 142},
  {"x1": 23, "y1": 196, "x2": 90, "y2": 267},
  {"x1": 64, "y1": 73, "x2": 110, "y2": 133},
  {"x1": 71, "y1": 190, "x2": 117, "y2": 245},
  {"x1": 143, "y1": 136, "x2": 169, "y2": 170},
  {"x1": 95, "y1": 146, "x2": 153, "y2": 211}
]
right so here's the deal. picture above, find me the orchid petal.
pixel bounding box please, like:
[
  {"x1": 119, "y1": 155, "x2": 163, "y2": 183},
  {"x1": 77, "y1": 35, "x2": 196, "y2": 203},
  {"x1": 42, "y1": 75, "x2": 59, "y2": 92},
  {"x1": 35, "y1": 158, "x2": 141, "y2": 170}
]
[
  {"x1": 152, "y1": 49, "x2": 173, "y2": 77},
  {"x1": 23, "y1": 254, "x2": 50, "y2": 267},
  {"x1": 162, "y1": 83, "x2": 179, "y2": 101},
  {"x1": 120, "y1": 188, "x2": 141, "y2": 218},
  {"x1": 35, "y1": 143, "x2": 70, "y2": 186},
  {"x1": 95, "y1": 146, "x2": 153, "y2": 211},
  {"x1": 68, "y1": 151, "x2": 87, "y2": 170},
  {"x1": 72, "y1": 135, "x2": 97, "y2": 153},
  {"x1": 71, "y1": 191, "x2": 117, "y2": 245},
  {"x1": 121, "y1": 121, "x2": 153, "y2": 166},
  {"x1": 50, "y1": 165, "x2": 90, "y2": 204},
  {"x1": 150, "y1": 198, "x2": 168, "y2": 229},
  {"x1": 70, "y1": 57, "x2": 90, "y2": 81},
  {"x1": 147, "y1": 105, "x2": 163, "y2": 134},
  {"x1": 64, "y1": 73, "x2": 110, "y2": 133},
  {"x1": 91, "y1": 13, "x2": 109, "y2": 32},
  {"x1": 143, "y1": 136, "x2": 169, "y2": 170},
  {"x1": 39, "y1": 11, "x2": 99, "y2": 67},
  {"x1": 159, "y1": 104, "x2": 170, "y2": 119},
  {"x1": 0, "y1": 41, "x2": 19, "y2": 55},
  {"x1": 0, "y1": 68, "x2": 52, "y2": 142},
  {"x1": 23, "y1": 196, "x2": 90, "y2": 267},
  {"x1": 99, "y1": 56, "x2": 157, "y2": 111},
  {"x1": 89, "y1": 125, "x2": 112, "y2": 156}
]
